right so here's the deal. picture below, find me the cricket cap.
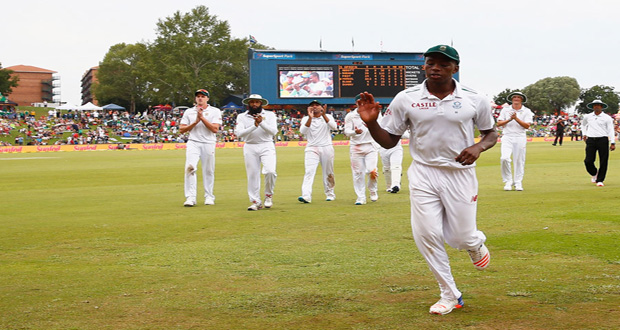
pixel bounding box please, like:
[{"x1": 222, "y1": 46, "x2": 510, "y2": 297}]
[
  {"x1": 424, "y1": 45, "x2": 460, "y2": 64},
  {"x1": 195, "y1": 89, "x2": 210, "y2": 97}
]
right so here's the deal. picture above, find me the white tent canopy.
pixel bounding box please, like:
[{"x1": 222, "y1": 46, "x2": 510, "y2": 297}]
[
  {"x1": 77, "y1": 102, "x2": 103, "y2": 111},
  {"x1": 55, "y1": 103, "x2": 79, "y2": 110}
]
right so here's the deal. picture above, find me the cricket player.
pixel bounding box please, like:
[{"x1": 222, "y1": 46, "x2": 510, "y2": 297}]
[
  {"x1": 379, "y1": 126, "x2": 409, "y2": 193},
  {"x1": 298, "y1": 100, "x2": 337, "y2": 203},
  {"x1": 496, "y1": 91, "x2": 534, "y2": 191},
  {"x1": 235, "y1": 94, "x2": 278, "y2": 210},
  {"x1": 581, "y1": 99, "x2": 616, "y2": 187},
  {"x1": 356, "y1": 45, "x2": 498, "y2": 315},
  {"x1": 344, "y1": 94, "x2": 380, "y2": 205},
  {"x1": 179, "y1": 89, "x2": 222, "y2": 207}
]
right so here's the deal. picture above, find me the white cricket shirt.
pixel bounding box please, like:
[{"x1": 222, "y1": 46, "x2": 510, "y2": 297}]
[
  {"x1": 380, "y1": 79, "x2": 494, "y2": 169},
  {"x1": 180, "y1": 105, "x2": 222, "y2": 143},
  {"x1": 344, "y1": 109, "x2": 380, "y2": 145},
  {"x1": 234, "y1": 110, "x2": 278, "y2": 144},
  {"x1": 498, "y1": 106, "x2": 534, "y2": 137},
  {"x1": 300, "y1": 114, "x2": 337, "y2": 147},
  {"x1": 581, "y1": 112, "x2": 616, "y2": 142}
]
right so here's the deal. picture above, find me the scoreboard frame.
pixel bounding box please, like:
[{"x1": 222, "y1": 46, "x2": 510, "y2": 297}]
[{"x1": 247, "y1": 48, "x2": 460, "y2": 106}]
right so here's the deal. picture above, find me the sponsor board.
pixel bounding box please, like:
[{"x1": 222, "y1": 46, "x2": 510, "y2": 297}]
[{"x1": 1, "y1": 138, "x2": 560, "y2": 153}]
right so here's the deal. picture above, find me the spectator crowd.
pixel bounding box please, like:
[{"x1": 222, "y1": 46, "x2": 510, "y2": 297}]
[{"x1": 1, "y1": 105, "x2": 617, "y2": 147}]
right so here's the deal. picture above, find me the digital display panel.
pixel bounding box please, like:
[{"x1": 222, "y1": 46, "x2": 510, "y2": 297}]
[{"x1": 279, "y1": 66, "x2": 335, "y2": 98}]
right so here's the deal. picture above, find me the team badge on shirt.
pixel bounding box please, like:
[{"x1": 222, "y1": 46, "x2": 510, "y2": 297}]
[{"x1": 453, "y1": 102, "x2": 462, "y2": 109}]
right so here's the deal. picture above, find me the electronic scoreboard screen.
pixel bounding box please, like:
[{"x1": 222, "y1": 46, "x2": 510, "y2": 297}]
[
  {"x1": 249, "y1": 49, "x2": 438, "y2": 105},
  {"x1": 337, "y1": 65, "x2": 424, "y2": 98}
]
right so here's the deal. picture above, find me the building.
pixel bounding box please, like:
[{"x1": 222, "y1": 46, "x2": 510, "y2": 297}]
[
  {"x1": 81, "y1": 66, "x2": 99, "y2": 106},
  {"x1": 6, "y1": 65, "x2": 60, "y2": 106}
]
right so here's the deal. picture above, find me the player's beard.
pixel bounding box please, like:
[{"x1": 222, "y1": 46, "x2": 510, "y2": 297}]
[{"x1": 249, "y1": 105, "x2": 262, "y2": 115}]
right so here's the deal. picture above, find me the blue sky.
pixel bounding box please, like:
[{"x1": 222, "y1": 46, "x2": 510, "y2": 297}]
[{"x1": 3, "y1": 0, "x2": 619, "y2": 105}]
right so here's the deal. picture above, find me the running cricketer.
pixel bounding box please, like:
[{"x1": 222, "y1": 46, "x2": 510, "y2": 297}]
[
  {"x1": 235, "y1": 94, "x2": 278, "y2": 211},
  {"x1": 179, "y1": 89, "x2": 222, "y2": 207},
  {"x1": 356, "y1": 45, "x2": 498, "y2": 315},
  {"x1": 298, "y1": 100, "x2": 337, "y2": 203}
]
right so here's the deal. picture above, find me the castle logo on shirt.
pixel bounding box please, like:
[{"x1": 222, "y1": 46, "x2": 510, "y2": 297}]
[{"x1": 411, "y1": 102, "x2": 437, "y2": 110}]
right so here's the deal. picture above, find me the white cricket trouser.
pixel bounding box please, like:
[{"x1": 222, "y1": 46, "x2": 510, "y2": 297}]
[
  {"x1": 243, "y1": 142, "x2": 277, "y2": 204},
  {"x1": 184, "y1": 140, "x2": 216, "y2": 201},
  {"x1": 350, "y1": 143, "x2": 378, "y2": 201},
  {"x1": 408, "y1": 162, "x2": 486, "y2": 301},
  {"x1": 380, "y1": 146, "x2": 403, "y2": 190},
  {"x1": 500, "y1": 135, "x2": 527, "y2": 185},
  {"x1": 301, "y1": 145, "x2": 335, "y2": 201}
]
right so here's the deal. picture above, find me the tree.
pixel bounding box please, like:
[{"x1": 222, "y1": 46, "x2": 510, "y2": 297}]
[
  {"x1": 0, "y1": 63, "x2": 20, "y2": 96},
  {"x1": 94, "y1": 43, "x2": 150, "y2": 113},
  {"x1": 147, "y1": 5, "x2": 262, "y2": 106},
  {"x1": 575, "y1": 85, "x2": 619, "y2": 114},
  {"x1": 94, "y1": 6, "x2": 271, "y2": 108},
  {"x1": 522, "y1": 76, "x2": 580, "y2": 114},
  {"x1": 493, "y1": 88, "x2": 521, "y2": 106}
]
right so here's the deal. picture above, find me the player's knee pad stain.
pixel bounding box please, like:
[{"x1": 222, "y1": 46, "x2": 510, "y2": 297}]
[
  {"x1": 186, "y1": 165, "x2": 195, "y2": 175},
  {"x1": 327, "y1": 174, "x2": 335, "y2": 187}
]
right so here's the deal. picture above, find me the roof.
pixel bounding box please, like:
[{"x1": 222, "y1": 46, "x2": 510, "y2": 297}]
[{"x1": 5, "y1": 65, "x2": 57, "y2": 73}]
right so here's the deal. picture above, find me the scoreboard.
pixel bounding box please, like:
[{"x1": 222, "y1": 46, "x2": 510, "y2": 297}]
[
  {"x1": 248, "y1": 49, "x2": 458, "y2": 106},
  {"x1": 337, "y1": 65, "x2": 424, "y2": 98}
]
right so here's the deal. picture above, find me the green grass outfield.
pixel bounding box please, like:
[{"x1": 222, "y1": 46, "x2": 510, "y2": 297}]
[{"x1": 1, "y1": 141, "x2": 619, "y2": 329}]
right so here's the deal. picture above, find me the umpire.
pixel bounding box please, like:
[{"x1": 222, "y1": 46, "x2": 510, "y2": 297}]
[{"x1": 581, "y1": 100, "x2": 616, "y2": 187}]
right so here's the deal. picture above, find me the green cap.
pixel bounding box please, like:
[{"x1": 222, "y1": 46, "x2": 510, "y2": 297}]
[
  {"x1": 354, "y1": 94, "x2": 362, "y2": 101},
  {"x1": 424, "y1": 45, "x2": 460, "y2": 64},
  {"x1": 309, "y1": 100, "x2": 323, "y2": 106},
  {"x1": 195, "y1": 89, "x2": 210, "y2": 97}
]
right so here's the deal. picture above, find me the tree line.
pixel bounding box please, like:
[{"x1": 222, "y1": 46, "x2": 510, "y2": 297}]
[{"x1": 493, "y1": 78, "x2": 619, "y2": 115}]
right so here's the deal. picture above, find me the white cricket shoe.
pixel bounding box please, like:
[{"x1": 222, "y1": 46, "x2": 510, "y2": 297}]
[
  {"x1": 204, "y1": 198, "x2": 215, "y2": 205},
  {"x1": 247, "y1": 202, "x2": 263, "y2": 211},
  {"x1": 591, "y1": 174, "x2": 598, "y2": 183},
  {"x1": 264, "y1": 197, "x2": 273, "y2": 208},
  {"x1": 370, "y1": 192, "x2": 379, "y2": 202},
  {"x1": 503, "y1": 182, "x2": 513, "y2": 191},
  {"x1": 515, "y1": 183, "x2": 523, "y2": 191},
  {"x1": 183, "y1": 198, "x2": 196, "y2": 207},
  {"x1": 355, "y1": 198, "x2": 366, "y2": 205},
  {"x1": 468, "y1": 244, "x2": 490, "y2": 270},
  {"x1": 325, "y1": 194, "x2": 335, "y2": 201},
  {"x1": 429, "y1": 296, "x2": 464, "y2": 315},
  {"x1": 298, "y1": 196, "x2": 311, "y2": 203},
  {"x1": 596, "y1": 182, "x2": 605, "y2": 187}
]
